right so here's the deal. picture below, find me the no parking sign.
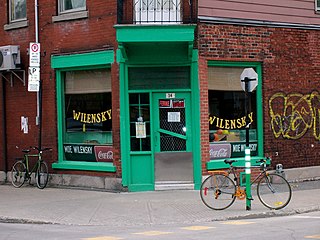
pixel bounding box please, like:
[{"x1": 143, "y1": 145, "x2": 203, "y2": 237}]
[
  {"x1": 29, "y1": 42, "x2": 40, "y2": 67},
  {"x1": 28, "y1": 42, "x2": 40, "y2": 91}
]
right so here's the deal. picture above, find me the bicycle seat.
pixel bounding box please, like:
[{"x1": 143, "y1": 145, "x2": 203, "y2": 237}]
[
  {"x1": 224, "y1": 159, "x2": 237, "y2": 165},
  {"x1": 22, "y1": 149, "x2": 31, "y2": 153}
]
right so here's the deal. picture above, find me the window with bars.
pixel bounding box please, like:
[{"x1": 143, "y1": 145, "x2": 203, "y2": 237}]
[{"x1": 134, "y1": 0, "x2": 181, "y2": 23}]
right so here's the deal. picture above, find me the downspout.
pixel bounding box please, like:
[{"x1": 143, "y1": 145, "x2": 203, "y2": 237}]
[
  {"x1": 1, "y1": 77, "x2": 8, "y2": 179},
  {"x1": 35, "y1": 0, "x2": 42, "y2": 149}
]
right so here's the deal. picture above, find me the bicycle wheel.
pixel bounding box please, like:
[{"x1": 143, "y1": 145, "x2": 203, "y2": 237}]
[
  {"x1": 257, "y1": 173, "x2": 292, "y2": 210},
  {"x1": 11, "y1": 161, "x2": 26, "y2": 188},
  {"x1": 36, "y1": 161, "x2": 49, "y2": 189},
  {"x1": 200, "y1": 174, "x2": 236, "y2": 210}
]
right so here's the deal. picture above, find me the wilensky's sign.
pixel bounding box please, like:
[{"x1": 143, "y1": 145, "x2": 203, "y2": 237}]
[
  {"x1": 210, "y1": 142, "x2": 258, "y2": 159},
  {"x1": 209, "y1": 112, "x2": 253, "y2": 129},
  {"x1": 64, "y1": 144, "x2": 113, "y2": 162},
  {"x1": 73, "y1": 109, "x2": 112, "y2": 124}
]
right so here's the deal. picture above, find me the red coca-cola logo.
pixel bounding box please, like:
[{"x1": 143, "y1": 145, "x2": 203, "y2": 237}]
[{"x1": 94, "y1": 146, "x2": 113, "y2": 162}]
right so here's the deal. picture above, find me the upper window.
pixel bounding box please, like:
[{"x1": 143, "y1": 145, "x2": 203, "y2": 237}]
[
  {"x1": 9, "y1": 0, "x2": 26, "y2": 22},
  {"x1": 134, "y1": 0, "x2": 181, "y2": 24},
  {"x1": 59, "y1": 0, "x2": 86, "y2": 14},
  {"x1": 317, "y1": 0, "x2": 320, "y2": 11}
]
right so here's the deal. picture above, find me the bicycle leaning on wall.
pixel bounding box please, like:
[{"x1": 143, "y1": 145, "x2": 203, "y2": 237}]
[
  {"x1": 200, "y1": 158, "x2": 292, "y2": 210},
  {"x1": 11, "y1": 146, "x2": 52, "y2": 189}
]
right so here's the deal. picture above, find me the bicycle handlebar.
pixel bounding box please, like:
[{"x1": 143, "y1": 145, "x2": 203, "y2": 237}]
[{"x1": 30, "y1": 146, "x2": 52, "y2": 152}]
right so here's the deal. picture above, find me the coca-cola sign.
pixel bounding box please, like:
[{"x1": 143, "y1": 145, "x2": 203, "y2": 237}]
[
  {"x1": 94, "y1": 146, "x2": 113, "y2": 162},
  {"x1": 209, "y1": 143, "x2": 231, "y2": 159}
]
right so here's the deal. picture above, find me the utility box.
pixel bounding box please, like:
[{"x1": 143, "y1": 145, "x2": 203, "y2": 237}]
[{"x1": 0, "y1": 45, "x2": 21, "y2": 71}]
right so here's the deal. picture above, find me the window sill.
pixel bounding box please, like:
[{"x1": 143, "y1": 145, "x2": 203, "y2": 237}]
[
  {"x1": 52, "y1": 11, "x2": 88, "y2": 22},
  {"x1": 52, "y1": 160, "x2": 116, "y2": 172},
  {"x1": 4, "y1": 20, "x2": 29, "y2": 31}
]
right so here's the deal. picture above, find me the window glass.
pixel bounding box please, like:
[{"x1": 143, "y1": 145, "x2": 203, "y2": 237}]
[
  {"x1": 208, "y1": 66, "x2": 258, "y2": 159},
  {"x1": 129, "y1": 93, "x2": 151, "y2": 151},
  {"x1": 59, "y1": 0, "x2": 86, "y2": 13},
  {"x1": 10, "y1": 0, "x2": 26, "y2": 22},
  {"x1": 317, "y1": 0, "x2": 320, "y2": 11},
  {"x1": 64, "y1": 69, "x2": 112, "y2": 145}
]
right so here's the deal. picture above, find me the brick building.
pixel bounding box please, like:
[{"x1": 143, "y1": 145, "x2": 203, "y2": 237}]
[
  {"x1": 0, "y1": 0, "x2": 319, "y2": 192},
  {"x1": 198, "y1": 0, "x2": 320, "y2": 173}
]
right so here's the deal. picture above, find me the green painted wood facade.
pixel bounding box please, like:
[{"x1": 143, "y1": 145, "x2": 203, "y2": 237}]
[
  {"x1": 206, "y1": 61, "x2": 265, "y2": 170},
  {"x1": 116, "y1": 25, "x2": 201, "y2": 191},
  {"x1": 51, "y1": 50, "x2": 116, "y2": 172}
]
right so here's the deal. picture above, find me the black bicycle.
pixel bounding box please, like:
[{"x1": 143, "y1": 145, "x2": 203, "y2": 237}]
[{"x1": 11, "y1": 146, "x2": 52, "y2": 189}]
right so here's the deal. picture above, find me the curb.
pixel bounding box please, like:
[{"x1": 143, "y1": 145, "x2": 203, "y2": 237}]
[{"x1": 1, "y1": 206, "x2": 319, "y2": 226}]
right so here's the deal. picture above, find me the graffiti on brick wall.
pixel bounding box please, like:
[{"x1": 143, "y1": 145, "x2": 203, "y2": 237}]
[{"x1": 269, "y1": 91, "x2": 320, "y2": 140}]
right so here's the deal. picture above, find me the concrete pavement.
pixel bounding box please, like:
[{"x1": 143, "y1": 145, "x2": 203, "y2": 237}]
[{"x1": 0, "y1": 180, "x2": 319, "y2": 226}]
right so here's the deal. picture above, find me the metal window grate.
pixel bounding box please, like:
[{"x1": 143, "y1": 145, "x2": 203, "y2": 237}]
[{"x1": 159, "y1": 107, "x2": 186, "y2": 151}]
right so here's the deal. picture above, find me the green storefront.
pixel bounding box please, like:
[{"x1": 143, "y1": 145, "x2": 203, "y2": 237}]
[
  {"x1": 51, "y1": 51, "x2": 117, "y2": 173},
  {"x1": 116, "y1": 25, "x2": 201, "y2": 191}
]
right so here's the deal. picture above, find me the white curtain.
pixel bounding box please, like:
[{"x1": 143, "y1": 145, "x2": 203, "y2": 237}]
[
  {"x1": 70, "y1": 0, "x2": 85, "y2": 9},
  {"x1": 65, "y1": 69, "x2": 111, "y2": 94},
  {"x1": 208, "y1": 66, "x2": 244, "y2": 91}
]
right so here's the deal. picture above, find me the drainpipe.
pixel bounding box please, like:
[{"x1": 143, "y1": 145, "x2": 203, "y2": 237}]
[
  {"x1": 1, "y1": 78, "x2": 8, "y2": 179},
  {"x1": 35, "y1": 0, "x2": 42, "y2": 149}
]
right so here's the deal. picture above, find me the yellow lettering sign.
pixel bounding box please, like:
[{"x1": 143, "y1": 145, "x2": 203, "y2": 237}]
[
  {"x1": 72, "y1": 109, "x2": 112, "y2": 124},
  {"x1": 208, "y1": 113, "x2": 254, "y2": 129}
]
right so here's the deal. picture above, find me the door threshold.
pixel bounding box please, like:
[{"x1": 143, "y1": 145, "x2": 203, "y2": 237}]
[{"x1": 155, "y1": 181, "x2": 194, "y2": 191}]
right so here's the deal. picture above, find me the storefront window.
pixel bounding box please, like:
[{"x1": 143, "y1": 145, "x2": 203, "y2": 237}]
[
  {"x1": 63, "y1": 69, "x2": 112, "y2": 161},
  {"x1": 208, "y1": 66, "x2": 257, "y2": 159}
]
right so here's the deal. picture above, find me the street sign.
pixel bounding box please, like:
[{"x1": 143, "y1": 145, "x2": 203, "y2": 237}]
[
  {"x1": 29, "y1": 42, "x2": 40, "y2": 67},
  {"x1": 240, "y1": 68, "x2": 258, "y2": 92},
  {"x1": 28, "y1": 67, "x2": 40, "y2": 92}
]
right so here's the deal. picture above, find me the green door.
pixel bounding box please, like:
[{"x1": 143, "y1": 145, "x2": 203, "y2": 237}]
[{"x1": 152, "y1": 92, "x2": 194, "y2": 187}]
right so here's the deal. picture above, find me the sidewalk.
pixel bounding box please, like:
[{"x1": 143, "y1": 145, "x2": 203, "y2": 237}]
[{"x1": 0, "y1": 180, "x2": 319, "y2": 226}]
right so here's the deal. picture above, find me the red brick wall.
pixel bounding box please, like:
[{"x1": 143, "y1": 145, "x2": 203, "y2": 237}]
[
  {"x1": 198, "y1": 23, "x2": 320, "y2": 170},
  {"x1": 0, "y1": 0, "x2": 120, "y2": 176}
]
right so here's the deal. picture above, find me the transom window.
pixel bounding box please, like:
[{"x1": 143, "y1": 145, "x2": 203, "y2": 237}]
[
  {"x1": 59, "y1": 0, "x2": 86, "y2": 14},
  {"x1": 9, "y1": 0, "x2": 26, "y2": 22}
]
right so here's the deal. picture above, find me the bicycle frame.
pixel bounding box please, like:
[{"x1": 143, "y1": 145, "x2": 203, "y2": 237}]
[
  {"x1": 210, "y1": 164, "x2": 270, "y2": 200},
  {"x1": 23, "y1": 153, "x2": 42, "y2": 179}
]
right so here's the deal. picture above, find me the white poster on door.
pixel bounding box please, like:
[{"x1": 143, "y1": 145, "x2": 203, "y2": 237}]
[
  {"x1": 168, "y1": 112, "x2": 180, "y2": 122},
  {"x1": 135, "y1": 122, "x2": 146, "y2": 138}
]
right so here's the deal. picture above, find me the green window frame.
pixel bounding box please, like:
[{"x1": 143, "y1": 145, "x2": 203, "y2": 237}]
[
  {"x1": 206, "y1": 61, "x2": 264, "y2": 170},
  {"x1": 51, "y1": 50, "x2": 116, "y2": 172}
]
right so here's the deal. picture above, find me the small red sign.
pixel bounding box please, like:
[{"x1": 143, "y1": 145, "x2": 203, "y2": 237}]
[
  {"x1": 94, "y1": 146, "x2": 113, "y2": 162},
  {"x1": 159, "y1": 100, "x2": 171, "y2": 108},
  {"x1": 172, "y1": 99, "x2": 185, "y2": 108}
]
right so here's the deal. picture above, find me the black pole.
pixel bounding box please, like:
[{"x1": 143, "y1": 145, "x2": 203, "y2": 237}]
[
  {"x1": 1, "y1": 78, "x2": 8, "y2": 174},
  {"x1": 243, "y1": 77, "x2": 253, "y2": 147},
  {"x1": 38, "y1": 80, "x2": 42, "y2": 151}
]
